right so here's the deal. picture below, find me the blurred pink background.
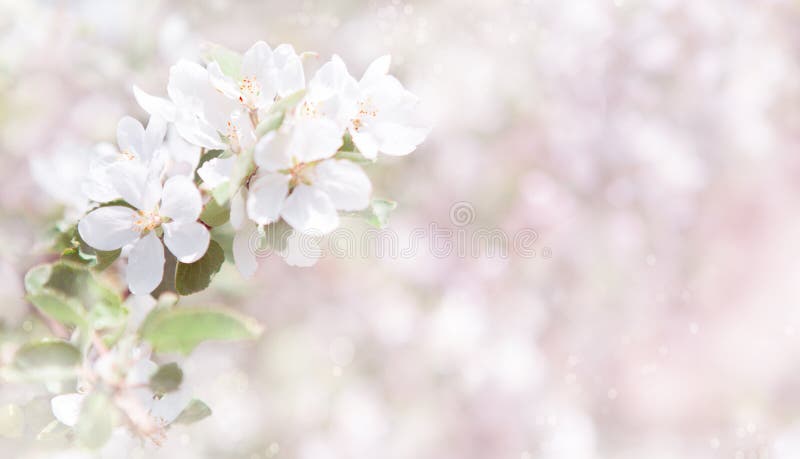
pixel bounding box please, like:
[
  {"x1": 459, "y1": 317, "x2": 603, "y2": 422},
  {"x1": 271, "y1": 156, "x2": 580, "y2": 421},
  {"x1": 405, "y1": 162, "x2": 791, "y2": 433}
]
[{"x1": 2, "y1": 0, "x2": 800, "y2": 457}]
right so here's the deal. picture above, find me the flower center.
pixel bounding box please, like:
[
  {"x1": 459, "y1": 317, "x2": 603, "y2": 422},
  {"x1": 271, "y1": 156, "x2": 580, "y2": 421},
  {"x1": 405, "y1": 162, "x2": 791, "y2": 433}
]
[
  {"x1": 299, "y1": 100, "x2": 320, "y2": 118},
  {"x1": 133, "y1": 209, "x2": 162, "y2": 232},
  {"x1": 286, "y1": 159, "x2": 313, "y2": 189},
  {"x1": 119, "y1": 149, "x2": 136, "y2": 161},
  {"x1": 238, "y1": 76, "x2": 261, "y2": 109},
  {"x1": 350, "y1": 98, "x2": 378, "y2": 132}
]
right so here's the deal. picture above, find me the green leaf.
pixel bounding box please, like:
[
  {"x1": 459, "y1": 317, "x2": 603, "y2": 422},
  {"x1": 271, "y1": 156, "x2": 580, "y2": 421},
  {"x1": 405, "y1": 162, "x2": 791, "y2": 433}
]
[
  {"x1": 141, "y1": 307, "x2": 262, "y2": 354},
  {"x1": 149, "y1": 362, "x2": 183, "y2": 394},
  {"x1": 26, "y1": 291, "x2": 87, "y2": 329},
  {"x1": 13, "y1": 340, "x2": 81, "y2": 381},
  {"x1": 200, "y1": 198, "x2": 230, "y2": 227},
  {"x1": 173, "y1": 399, "x2": 212, "y2": 425},
  {"x1": 255, "y1": 111, "x2": 284, "y2": 137},
  {"x1": 200, "y1": 43, "x2": 242, "y2": 79},
  {"x1": 24, "y1": 264, "x2": 52, "y2": 294},
  {"x1": 365, "y1": 199, "x2": 397, "y2": 228},
  {"x1": 334, "y1": 151, "x2": 373, "y2": 165},
  {"x1": 175, "y1": 240, "x2": 225, "y2": 296},
  {"x1": 340, "y1": 131, "x2": 357, "y2": 152},
  {"x1": 262, "y1": 220, "x2": 292, "y2": 252},
  {"x1": 75, "y1": 394, "x2": 112, "y2": 450}
]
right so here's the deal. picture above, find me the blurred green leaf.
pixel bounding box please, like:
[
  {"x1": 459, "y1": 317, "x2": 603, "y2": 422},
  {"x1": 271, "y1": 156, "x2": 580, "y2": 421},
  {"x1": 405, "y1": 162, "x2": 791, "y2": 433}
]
[
  {"x1": 173, "y1": 399, "x2": 211, "y2": 425},
  {"x1": 13, "y1": 341, "x2": 81, "y2": 381},
  {"x1": 175, "y1": 240, "x2": 225, "y2": 296},
  {"x1": 200, "y1": 43, "x2": 242, "y2": 79},
  {"x1": 24, "y1": 264, "x2": 52, "y2": 294},
  {"x1": 340, "y1": 131, "x2": 357, "y2": 152},
  {"x1": 255, "y1": 111, "x2": 284, "y2": 137},
  {"x1": 26, "y1": 291, "x2": 87, "y2": 329},
  {"x1": 364, "y1": 199, "x2": 397, "y2": 228},
  {"x1": 200, "y1": 198, "x2": 230, "y2": 227},
  {"x1": 75, "y1": 394, "x2": 112, "y2": 450},
  {"x1": 149, "y1": 362, "x2": 183, "y2": 394},
  {"x1": 141, "y1": 306, "x2": 262, "y2": 354}
]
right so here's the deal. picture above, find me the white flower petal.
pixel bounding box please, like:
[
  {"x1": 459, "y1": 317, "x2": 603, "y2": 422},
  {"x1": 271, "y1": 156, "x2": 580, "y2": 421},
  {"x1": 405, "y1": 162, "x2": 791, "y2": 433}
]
[
  {"x1": 207, "y1": 61, "x2": 241, "y2": 100},
  {"x1": 308, "y1": 55, "x2": 357, "y2": 101},
  {"x1": 314, "y1": 159, "x2": 371, "y2": 210},
  {"x1": 360, "y1": 55, "x2": 391, "y2": 87},
  {"x1": 163, "y1": 221, "x2": 210, "y2": 263},
  {"x1": 134, "y1": 85, "x2": 176, "y2": 122},
  {"x1": 242, "y1": 41, "x2": 274, "y2": 79},
  {"x1": 233, "y1": 221, "x2": 259, "y2": 279},
  {"x1": 117, "y1": 116, "x2": 145, "y2": 159},
  {"x1": 174, "y1": 111, "x2": 226, "y2": 149},
  {"x1": 197, "y1": 156, "x2": 235, "y2": 189},
  {"x1": 280, "y1": 230, "x2": 321, "y2": 267},
  {"x1": 247, "y1": 173, "x2": 289, "y2": 225},
  {"x1": 230, "y1": 188, "x2": 246, "y2": 230},
  {"x1": 350, "y1": 131, "x2": 380, "y2": 159},
  {"x1": 273, "y1": 44, "x2": 305, "y2": 96},
  {"x1": 167, "y1": 59, "x2": 212, "y2": 109},
  {"x1": 290, "y1": 118, "x2": 343, "y2": 163},
  {"x1": 280, "y1": 184, "x2": 339, "y2": 235},
  {"x1": 254, "y1": 130, "x2": 292, "y2": 172},
  {"x1": 160, "y1": 175, "x2": 202, "y2": 222},
  {"x1": 51, "y1": 393, "x2": 85, "y2": 427},
  {"x1": 106, "y1": 161, "x2": 163, "y2": 211},
  {"x1": 143, "y1": 116, "x2": 168, "y2": 162},
  {"x1": 78, "y1": 206, "x2": 139, "y2": 251},
  {"x1": 127, "y1": 232, "x2": 165, "y2": 295}
]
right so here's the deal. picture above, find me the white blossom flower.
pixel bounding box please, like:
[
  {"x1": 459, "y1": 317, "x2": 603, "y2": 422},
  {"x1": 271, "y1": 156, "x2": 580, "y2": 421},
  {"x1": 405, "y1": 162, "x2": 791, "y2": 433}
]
[
  {"x1": 78, "y1": 170, "x2": 209, "y2": 295},
  {"x1": 207, "y1": 41, "x2": 305, "y2": 112},
  {"x1": 134, "y1": 60, "x2": 255, "y2": 151},
  {"x1": 82, "y1": 115, "x2": 167, "y2": 204},
  {"x1": 248, "y1": 117, "x2": 371, "y2": 234},
  {"x1": 300, "y1": 55, "x2": 429, "y2": 159}
]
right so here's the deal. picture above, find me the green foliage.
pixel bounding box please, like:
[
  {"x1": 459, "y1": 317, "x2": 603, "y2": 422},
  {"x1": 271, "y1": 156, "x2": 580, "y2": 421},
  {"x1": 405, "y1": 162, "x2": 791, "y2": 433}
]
[
  {"x1": 24, "y1": 262, "x2": 124, "y2": 331},
  {"x1": 334, "y1": 150, "x2": 373, "y2": 165},
  {"x1": 51, "y1": 224, "x2": 120, "y2": 271},
  {"x1": 201, "y1": 43, "x2": 242, "y2": 79},
  {"x1": 12, "y1": 341, "x2": 81, "y2": 381},
  {"x1": 26, "y1": 292, "x2": 87, "y2": 329},
  {"x1": 140, "y1": 306, "x2": 262, "y2": 354},
  {"x1": 255, "y1": 111, "x2": 284, "y2": 137},
  {"x1": 75, "y1": 394, "x2": 112, "y2": 450},
  {"x1": 175, "y1": 240, "x2": 225, "y2": 295},
  {"x1": 149, "y1": 362, "x2": 183, "y2": 394},
  {"x1": 200, "y1": 197, "x2": 231, "y2": 227},
  {"x1": 173, "y1": 399, "x2": 212, "y2": 425},
  {"x1": 364, "y1": 199, "x2": 398, "y2": 228}
]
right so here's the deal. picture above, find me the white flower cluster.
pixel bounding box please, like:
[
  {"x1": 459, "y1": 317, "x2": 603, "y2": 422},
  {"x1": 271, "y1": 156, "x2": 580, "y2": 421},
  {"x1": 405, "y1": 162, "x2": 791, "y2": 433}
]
[{"x1": 76, "y1": 41, "x2": 429, "y2": 295}]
